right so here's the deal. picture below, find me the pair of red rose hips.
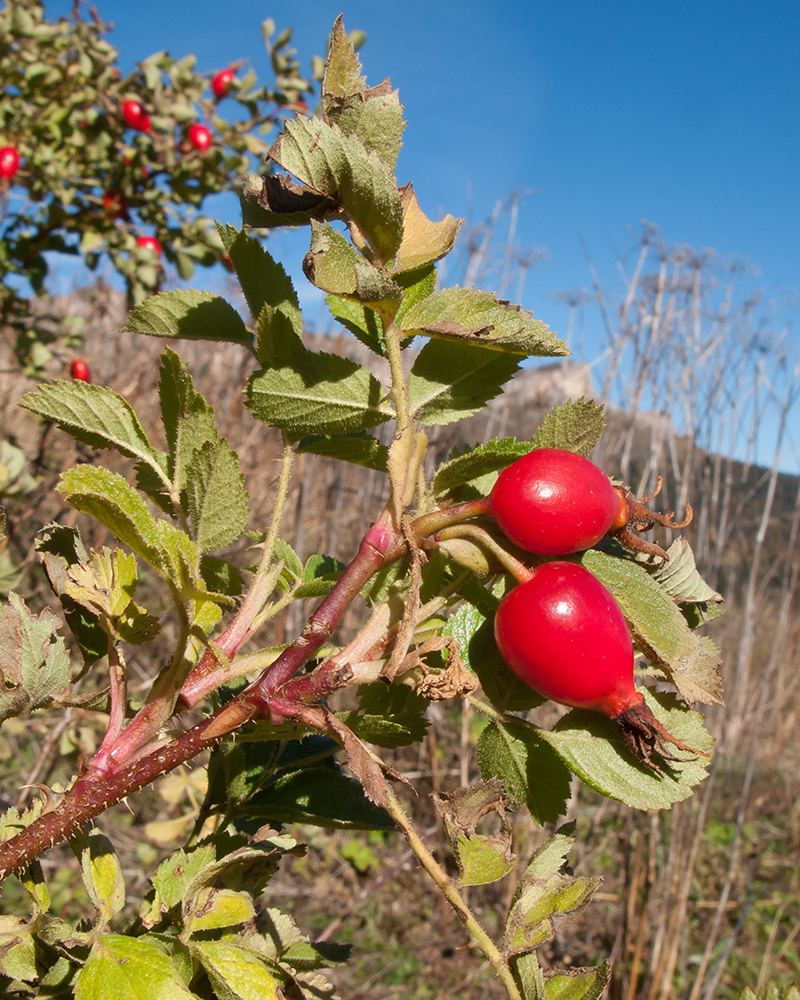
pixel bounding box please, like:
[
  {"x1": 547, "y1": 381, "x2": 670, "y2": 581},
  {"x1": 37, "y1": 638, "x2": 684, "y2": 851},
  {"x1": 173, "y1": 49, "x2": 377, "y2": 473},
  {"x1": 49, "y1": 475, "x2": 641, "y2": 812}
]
[{"x1": 485, "y1": 448, "x2": 700, "y2": 770}]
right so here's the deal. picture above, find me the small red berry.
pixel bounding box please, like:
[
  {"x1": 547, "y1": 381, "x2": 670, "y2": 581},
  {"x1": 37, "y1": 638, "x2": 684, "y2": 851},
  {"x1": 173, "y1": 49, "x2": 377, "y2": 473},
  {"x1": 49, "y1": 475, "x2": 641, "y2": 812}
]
[
  {"x1": 489, "y1": 449, "x2": 624, "y2": 556},
  {"x1": 293, "y1": 96, "x2": 308, "y2": 114},
  {"x1": 136, "y1": 235, "x2": 162, "y2": 257},
  {"x1": 211, "y1": 67, "x2": 235, "y2": 99},
  {"x1": 188, "y1": 123, "x2": 213, "y2": 151},
  {"x1": 0, "y1": 146, "x2": 21, "y2": 179},
  {"x1": 122, "y1": 100, "x2": 151, "y2": 132},
  {"x1": 70, "y1": 359, "x2": 91, "y2": 383},
  {"x1": 494, "y1": 561, "x2": 706, "y2": 770}
]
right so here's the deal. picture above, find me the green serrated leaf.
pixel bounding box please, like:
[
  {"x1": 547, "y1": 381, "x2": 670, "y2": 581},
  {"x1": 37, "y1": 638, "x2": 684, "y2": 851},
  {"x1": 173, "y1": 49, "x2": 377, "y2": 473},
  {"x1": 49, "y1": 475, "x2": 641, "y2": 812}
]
[
  {"x1": 63, "y1": 547, "x2": 137, "y2": 621},
  {"x1": 581, "y1": 549, "x2": 723, "y2": 705},
  {"x1": 19, "y1": 382, "x2": 168, "y2": 480},
  {"x1": 192, "y1": 941, "x2": 281, "y2": 1000},
  {"x1": 339, "y1": 681, "x2": 429, "y2": 748},
  {"x1": 408, "y1": 339, "x2": 520, "y2": 426},
  {"x1": 0, "y1": 593, "x2": 72, "y2": 722},
  {"x1": 530, "y1": 399, "x2": 607, "y2": 456},
  {"x1": 57, "y1": 466, "x2": 163, "y2": 569},
  {"x1": 217, "y1": 224, "x2": 302, "y2": 335},
  {"x1": 77, "y1": 831, "x2": 126, "y2": 923},
  {"x1": 269, "y1": 116, "x2": 403, "y2": 263},
  {"x1": 185, "y1": 887, "x2": 256, "y2": 934},
  {"x1": 242, "y1": 766, "x2": 395, "y2": 830},
  {"x1": 322, "y1": 16, "x2": 366, "y2": 104},
  {"x1": 273, "y1": 537, "x2": 304, "y2": 587},
  {"x1": 75, "y1": 934, "x2": 195, "y2": 1000},
  {"x1": 184, "y1": 438, "x2": 249, "y2": 553},
  {"x1": 433, "y1": 437, "x2": 534, "y2": 496},
  {"x1": 296, "y1": 431, "x2": 388, "y2": 471},
  {"x1": 545, "y1": 963, "x2": 612, "y2": 1000},
  {"x1": 476, "y1": 719, "x2": 572, "y2": 826},
  {"x1": 124, "y1": 290, "x2": 251, "y2": 347},
  {"x1": 151, "y1": 845, "x2": 217, "y2": 914},
  {"x1": 304, "y1": 221, "x2": 401, "y2": 311},
  {"x1": 0, "y1": 916, "x2": 38, "y2": 982},
  {"x1": 247, "y1": 352, "x2": 394, "y2": 438},
  {"x1": 325, "y1": 294, "x2": 384, "y2": 354},
  {"x1": 540, "y1": 690, "x2": 712, "y2": 809},
  {"x1": 651, "y1": 537, "x2": 724, "y2": 609},
  {"x1": 505, "y1": 832, "x2": 600, "y2": 957},
  {"x1": 398, "y1": 286, "x2": 567, "y2": 356}
]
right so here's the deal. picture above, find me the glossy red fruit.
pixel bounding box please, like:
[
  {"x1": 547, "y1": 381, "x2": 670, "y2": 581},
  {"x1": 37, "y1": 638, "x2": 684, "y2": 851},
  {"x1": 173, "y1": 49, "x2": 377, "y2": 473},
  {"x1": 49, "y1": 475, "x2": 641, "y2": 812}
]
[
  {"x1": 70, "y1": 359, "x2": 91, "y2": 383},
  {"x1": 211, "y1": 67, "x2": 235, "y2": 99},
  {"x1": 0, "y1": 146, "x2": 21, "y2": 179},
  {"x1": 494, "y1": 561, "x2": 705, "y2": 770},
  {"x1": 136, "y1": 235, "x2": 162, "y2": 257},
  {"x1": 122, "y1": 100, "x2": 150, "y2": 132},
  {"x1": 188, "y1": 123, "x2": 213, "y2": 151},
  {"x1": 489, "y1": 448, "x2": 624, "y2": 555},
  {"x1": 495, "y1": 561, "x2": 635, "y2": 715}
]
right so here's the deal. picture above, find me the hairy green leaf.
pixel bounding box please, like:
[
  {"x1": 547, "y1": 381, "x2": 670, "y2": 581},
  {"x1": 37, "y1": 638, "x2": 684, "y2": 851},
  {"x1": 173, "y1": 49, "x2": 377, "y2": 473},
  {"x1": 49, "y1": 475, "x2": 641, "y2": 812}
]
[
  {"x1": 540, "y1": 691, "x2": 713, "y2": 809},
  {"x1": 247, "y1": 352, "x2": 394, "y2": 438},
  {"x1": 296, "y1": 431, "x2": 388, "y2": 471},
  {"x1": 0, "y1": 593, "x2": 72, "y2": 722},
  {"x1": 124, "y1": 289, "x2": 251, "y2": 346},
  {"x1": 408, "y1": 339, "x2": 520, "y2": 426},
  {"x1": 304, "y1": 221, "x2": 401, "y2": 311},
  {"x1": 325, "y1": 294, "x2": 384, "y2": 354},
  {"x1": 192, "y1": 941, "x2": 281, "y2": 1000},
  {"x1": 476, "y1": 719, "x2": 572, "y2": 826},
  {"x1": 184, "y1": 438, "x2": 249, "y2": 553},
  {"x1": 399, "y1": 286, "x2": 567, "y2": 356},
  {"x1": 19, "y1": 382, "x2": 168, "y2": 480},
  {"x1": 530, "y1": 398, "x2": 607, "y2": 456},
  {"x1": 217, "y1": 224, "x2": 302, "y2": 334},
  {"x1": 75, "y1": 934, "x2": 194, "y2": 1000},
  {"x1": 432, "y1": 437, "x2": 534, "y2": 496},
  {"x1": 269, "y1": 116, "x2": 403, "y2": 263},
  {"x1": 545, "y1": 964, "x2": 612, "y2": 1000},
  {"x1": 77, "y1": 830, "x2": 126, "y2": 924}
]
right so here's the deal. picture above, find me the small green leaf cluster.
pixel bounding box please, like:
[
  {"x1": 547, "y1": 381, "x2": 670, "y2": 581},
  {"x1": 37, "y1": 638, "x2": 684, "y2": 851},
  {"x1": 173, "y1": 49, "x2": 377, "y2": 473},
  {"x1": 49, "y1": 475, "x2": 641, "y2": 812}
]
[{"x1": 0, "y1": 0, "x2": 320, "y2": 373}]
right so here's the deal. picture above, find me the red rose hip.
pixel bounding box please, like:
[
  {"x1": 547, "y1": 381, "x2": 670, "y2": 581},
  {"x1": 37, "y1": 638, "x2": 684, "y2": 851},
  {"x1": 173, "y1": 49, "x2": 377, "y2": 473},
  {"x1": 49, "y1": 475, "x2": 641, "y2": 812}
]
[
  {"x1": 136, "y1": 235, "x2": 162, "y2": 257},
  {"x1": 211, "y1": 67, "x2": 235, "y2": 99},
  {"x1": 494, "y1": 560, "x2": 706, "y2": 770},
  {"x1": 70, "y1": 359, "x2": 91, "y2": 383},
  {"x1": 122, "y1": 100, "x2": 151, "y2": 132},
  {"x1": 0, "y1": 146, "x2": 20, "y2": 179},
  {"x1": 188, "y1": 123, "x2": 213, "y2": 151},
  {"x1": 489, "y1": 448, "x2": 624, "y2": 555}
]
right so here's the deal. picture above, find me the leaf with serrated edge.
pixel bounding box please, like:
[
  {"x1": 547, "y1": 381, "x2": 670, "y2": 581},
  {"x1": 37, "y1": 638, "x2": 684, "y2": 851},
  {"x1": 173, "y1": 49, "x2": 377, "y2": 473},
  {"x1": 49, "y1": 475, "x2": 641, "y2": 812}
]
[
  {"x1": 217, "y1": 224, "x2": 301, "y2": 334},
  {"x1": 123, "y1": 289, "x2": 251, "y2": 346},
  {"x1": 268, "y1": 116, "x2": 403, "y2": 264},
  {"x1": 505, "y1": 832, "x2": 600, "y2": 956},
  {"x1": 0, "y1": 593, "x2": 72, "y2": 722},
  {"x1": 20, "y1": 382, "x2": 168, "y2": 481},
  {"x1": 393, "y1": 184, "x2": 462, "y2": 273},
  {"x1": 184, "y1": 439, "x2": 249, "y2": 553},
  {"x1": 191, "y1": 941, "x2": 281, "y2": 1000},
  {"x1": 476, "y1": 720, "x2": 572, "y2": 826},
  {"x1": 433, "y1": 437, "x2": 533, "y2": 495},
  {"x1": 304, "y1": 221, "x2": 401, "y2": 311},
  {"x1": 322, "y1": 15, "x2": 365, "y2": 104},
  {"x1": 79, "y1": 831, "x2": 126, "y2": 923},
  {"x1": 650, "y1": 537, "x2": 724, "y2": 606},
  {"x1": 582, "y1": 549, "x2": 723, "y2": 705},
  {"x1": 297, "y1": 432, "x2": 388, "y2": 471},
  {"x1": 409, "y1": 339, "x2": 520, "y2": 426},
  {"x1": 247, "y1": 352, "x2": 394, "y2": 439},
  {"x1": 75, "y1": 934, "x2": 195, "y2": 1000},
  {"x1": 399, "y1": 286, "x2": 567, "y2": 356},
  {"x1": 530, "y1": 399, "x2": 607, "y2": 456},
  {"x1": 325, "y1": 294, "x2": 384, "y2": 354},
  {"x1": 539, "y1": 690, "x2": 712, "y2": 810},
  {"x1": 545, "y1": 962, "x2": 612, "y2": 999}
]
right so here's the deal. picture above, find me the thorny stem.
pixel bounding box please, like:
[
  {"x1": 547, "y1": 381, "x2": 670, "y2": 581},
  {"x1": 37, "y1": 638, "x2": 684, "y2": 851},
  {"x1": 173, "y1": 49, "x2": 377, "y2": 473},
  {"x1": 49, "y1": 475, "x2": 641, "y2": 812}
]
[{"x1": 383, "y1": 784, "x2": 524, "y2": 1000}]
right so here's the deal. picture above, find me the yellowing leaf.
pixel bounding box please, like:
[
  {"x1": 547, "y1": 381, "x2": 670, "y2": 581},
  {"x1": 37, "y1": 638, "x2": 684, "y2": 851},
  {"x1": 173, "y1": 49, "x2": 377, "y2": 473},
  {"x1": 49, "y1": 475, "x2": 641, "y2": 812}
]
[{"x1": 393, "y1": 184, "x2": 462, "y2": 273}]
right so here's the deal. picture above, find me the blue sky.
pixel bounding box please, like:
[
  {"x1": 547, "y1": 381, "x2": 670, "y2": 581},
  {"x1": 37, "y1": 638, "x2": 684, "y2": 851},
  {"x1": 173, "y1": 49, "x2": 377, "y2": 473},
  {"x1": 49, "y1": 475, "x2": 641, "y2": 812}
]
[{"x1": 44, "y1": 0, "x2": 800, "y2": 463}]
